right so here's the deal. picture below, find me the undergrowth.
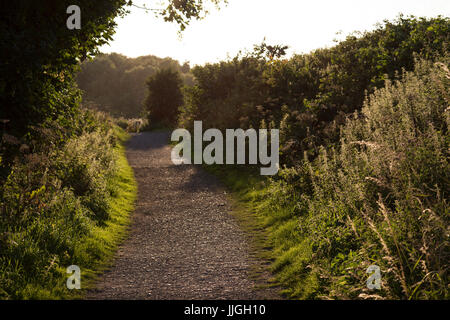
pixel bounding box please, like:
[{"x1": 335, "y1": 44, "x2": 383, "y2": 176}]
[
  {"x1": 0, "y1": 110, "x2": 137, "y2": 299},
  {"x1": 207, "y1": 57, "x2": 449, "y2": 300}
]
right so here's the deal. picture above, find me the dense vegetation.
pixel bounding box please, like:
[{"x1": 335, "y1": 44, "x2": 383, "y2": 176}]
[
  {"x1": 76, "y1": 53, "x2": 193, "y2": 118},
  {"x1": 0, "y1": 111, "x2": 137, "y2": 298},
  {"x1": 0, "y1": 0, "x2": 130, "y2": 299},
  {"x1": 0, "y1": 0, "x2": 224, "y2": 299},
  {"x1": 177, "y1": 15, "x2": 449, "y2": 299},
  {"x1": 258, "y1": 58, "x2": 449, "y2": 299},
  {"x1": 180, "y1": 16, "x2": 448, "y2": 165}
]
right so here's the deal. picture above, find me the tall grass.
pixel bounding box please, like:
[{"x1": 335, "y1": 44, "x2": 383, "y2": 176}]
[
  {"x1": 210, "y1": 57, "x2": 449, "y2": 299},
  {"x1": 297, "y1": 57, "x2": 449, "y2": 299},
  {"x1": 0, "y1": 110, "x2": 137, "y2": 299}
]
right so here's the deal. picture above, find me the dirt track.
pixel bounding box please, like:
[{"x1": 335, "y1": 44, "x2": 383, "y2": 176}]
[{"x1": 87, "y1": 131, "x2": 280, "y2": 300}]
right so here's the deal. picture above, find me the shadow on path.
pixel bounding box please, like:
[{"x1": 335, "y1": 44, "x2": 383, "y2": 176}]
[{"x1": 87, "y1": 131, "x2": 280, "y2": 300}]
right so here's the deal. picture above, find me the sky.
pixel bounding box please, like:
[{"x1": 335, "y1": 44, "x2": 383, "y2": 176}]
[{"x1": 99, "y1": 0, "x2": 450, "y2": 66}]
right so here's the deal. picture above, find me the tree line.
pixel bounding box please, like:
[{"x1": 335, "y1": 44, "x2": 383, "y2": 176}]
[{"x1": 76, "y1": 53, "x2": 194, "y2": 118}]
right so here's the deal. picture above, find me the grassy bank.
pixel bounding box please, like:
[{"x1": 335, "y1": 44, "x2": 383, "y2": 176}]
[
  {"x1": 0, "y1": 112, "x2": 137, "y2": 299},
  {"x1": 206, "y1": 57, "x2": 449, "y2": 300},
  {"x1": 70, "y1": 127, "x2": 137, "y2": 299}
]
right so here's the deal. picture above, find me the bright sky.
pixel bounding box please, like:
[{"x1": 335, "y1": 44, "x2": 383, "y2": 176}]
[{"x1": 100, "y1": 0, "x2": 450, "y2": 66}]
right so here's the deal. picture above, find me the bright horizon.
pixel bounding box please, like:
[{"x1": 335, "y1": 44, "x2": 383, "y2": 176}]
[{"x1": 100, "y1": 0, "x2": 450, "y2": 66}]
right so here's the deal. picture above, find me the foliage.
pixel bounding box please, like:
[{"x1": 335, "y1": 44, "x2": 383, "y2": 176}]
[
  {"x1": 76, "y1": 53, "x2": 194, "y2": 118},
  {"x1": 0, "y1": 0, "x2": 128, "y2": 137},
  {"x1": 115, "y1": 117, "x2": 149, "y2": 133},
  {"x1": 180, "y1": 15, "x2": 449, "y2": 299},
  {"x1": 179, "y1": 56, "x2": 267, "y2": 130},
  {"x1": 231, "y1": 57, "x2": 449, "y2": 300},
  {"x1": 293, "y1": 58, "x2": 449, "y2": 299},
  {"x1": 144, "y1": 68, "x2": 184, "y2": 126},
  {"x1": 129, "y1": 0, "x2": 227, "y2": 31},
  {"x1": 0, "y1": 0, "x2": 223, "y2": 157},
  {"x1": 179, "y1": 15, "x2": 449, "y2": 165},
  {"x1": 252, "y1": 39, "x2": 289, "y2": 62},
  {"x1": 0, "y1": 0, "x2": 225, "y2": 299},
  {"x1": 0, "y1": 110, "x2": 137, "y2": 299}
]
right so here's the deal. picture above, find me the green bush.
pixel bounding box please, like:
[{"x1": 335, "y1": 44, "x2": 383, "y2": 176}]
[
  {"x1": 0, "y1": 110, "x2": 133, "y2": 299},
  {"x1": 270, "y1": 57, "x2": 449, "y2": 299},
  {"x1": 178, "y1": 16, "x2": 449, "y2": 299},
  {"x1": 144, "y1": 68, "x2": 184, "y2": 127},
  {"x1": 179, "y1": 16, "x2": 449, "y2": 166},
  {"x1": 114, "y1": 117, "x2": 149, "y2": 133}
]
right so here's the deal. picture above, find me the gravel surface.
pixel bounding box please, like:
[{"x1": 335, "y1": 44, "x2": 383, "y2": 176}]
[{"x1": 87, "y1": 132, "x2": 280, "y2": 300}]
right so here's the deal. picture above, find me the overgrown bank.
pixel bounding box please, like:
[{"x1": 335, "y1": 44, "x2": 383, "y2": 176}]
[
  {"x1": 206, "y1": 58, "x2": 449, "y2": 300},
  {"x1": 0, "y1": 111, "x2": 137, "y2": 299}
]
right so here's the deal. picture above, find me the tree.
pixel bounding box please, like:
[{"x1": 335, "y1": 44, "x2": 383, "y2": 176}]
[
  {"x1": 0, "y1": 0, "x2": 226, "y2": 136},
  {"x1": 252, "y1": 39, "x2": 289, "y2": 62},
  {"x1": 131, "y1": 0, "x2": 227, "y2": 31},
  {"x1": 144, "y1": 69, "x2": 184, "y2": 126},
  {"x1": 0, "y1": 0, "x2": 129, "y2": 136}
]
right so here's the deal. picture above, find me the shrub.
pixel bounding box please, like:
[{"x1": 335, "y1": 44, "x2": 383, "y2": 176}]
[
  {"x1": 286, "y1": 57, "x2": 449, "y2": 299},
  {"x1": 144, "y1": 68, "x2": 184, "y2": 127},
  {"x1": 0, "y1": 110, "x2": 123, "y2": 298},
  {"x1": 114, "y1": 117, "x2": 148, "y2": 133},
  {"x1": 178, "y1": 16, "x2": 449, "y2": 166}
]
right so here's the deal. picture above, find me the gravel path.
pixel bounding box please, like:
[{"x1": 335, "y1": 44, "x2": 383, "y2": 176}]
[{"x1": 87, "y1": 132, "x2": 280, "y2": 300}]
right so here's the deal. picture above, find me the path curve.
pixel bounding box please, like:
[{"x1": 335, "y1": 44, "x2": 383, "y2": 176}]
[{"x1": 87, "y1": 132, "x2": 280, "y2": 300}]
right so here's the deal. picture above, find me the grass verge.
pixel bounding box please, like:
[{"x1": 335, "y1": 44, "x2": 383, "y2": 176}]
[
  {"x1": 0, "y1": 127, "x2": 137, "y2": 299},
  {"x1": 64, "y1": 127, "x2": 137, "y2": 299}
]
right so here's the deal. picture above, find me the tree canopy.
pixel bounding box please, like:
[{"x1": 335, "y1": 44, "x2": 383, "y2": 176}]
[{"x1": 0, "y1": 0, "x2": 225, "y2": 135}]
